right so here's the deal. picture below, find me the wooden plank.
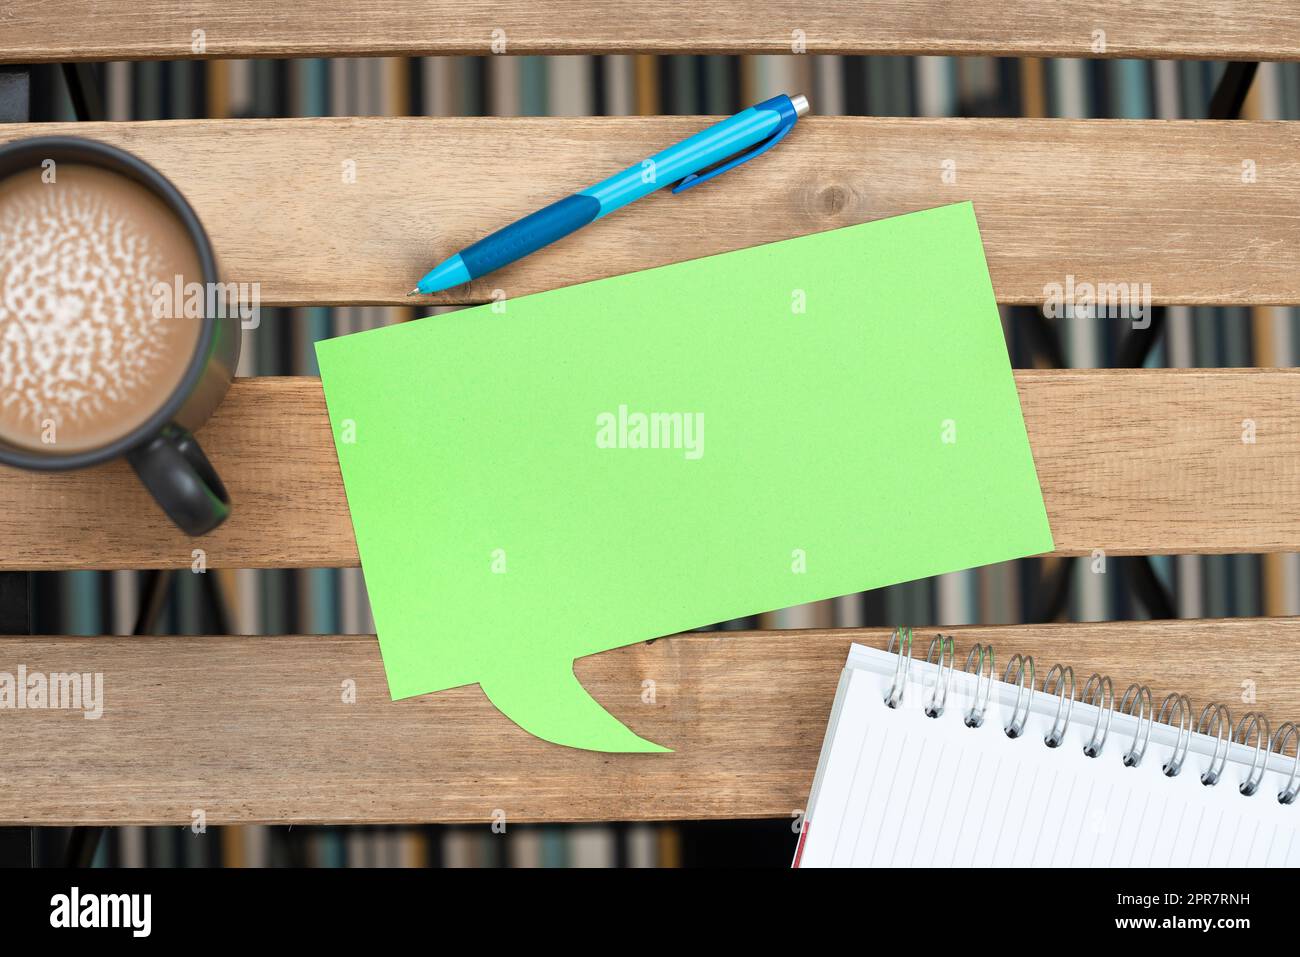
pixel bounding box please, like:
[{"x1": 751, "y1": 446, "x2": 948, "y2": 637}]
[
  {"x1": 4, "y1": 1, "x2": 1299, "y2": 62},
  {"x1": 2, "y1": 117, "x2": 1299, "y2": 306},
  {"x1": 2, "y1": 370, "x2": 1299, "y2": 570},
  {"x1": 0, "y1": 618, "x2": 1295, "y2": 824}
]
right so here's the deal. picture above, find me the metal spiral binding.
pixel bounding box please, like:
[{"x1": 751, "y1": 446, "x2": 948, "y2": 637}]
[
  {"x1": 1273, "y1": 722, "x2": 1300, "y2": 805},
  {"x1": 1041, "y1": 664, "x2": 1075, "y2": 748},
  {"x1": 924, "y1": 634, "x2": 956, "y2": 718},
  {"x1": 1080, "y1": 674, "x2": 1114, "y2": 758},
  {"x1": 1157, "y1": 693, "x2": 1193, "y2": 777},
  {"x1": 1119, "y1": 684, "x2": 1153, "y2": 768},
  {"x1": 1196, "y1": 703, "x2": 1232, "y2": 786},
  {"x1": 884, "y1": 627, "x2": 913, "y2": 709},
  {"x1": 1234, "y1": 712, "x2": 1270, "y2": 797},
  {"x1": 1002, "y1": 654, "x2": 1035, "y2": 739},
  {"x1": 876, "y1": 634, "x2": 1300, "y2": 806},
  {"x1": 962, "y1": 643, "x2": 994, "y2": 728}
]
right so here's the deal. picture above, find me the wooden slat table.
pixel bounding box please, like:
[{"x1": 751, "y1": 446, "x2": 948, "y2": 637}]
[
  {"x1": 3, "y1": 12, "x2": 1299, "y2": 834},
  {"x1": 2, "y1": 118, "x2": 1299, "y2": 306},
  {"x1": 3, "y1": 1, "x2": 1299, "y2": 62}
]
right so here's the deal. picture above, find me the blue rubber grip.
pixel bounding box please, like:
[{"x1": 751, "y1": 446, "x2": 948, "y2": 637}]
[{"x1": 460, "y1": 194, "x2": 601, "y2": 279}]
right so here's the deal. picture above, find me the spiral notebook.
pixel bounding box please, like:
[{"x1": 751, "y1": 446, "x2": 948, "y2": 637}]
[{"x1": 794, "y1": 635, "x2": 1300, "y2": 868}]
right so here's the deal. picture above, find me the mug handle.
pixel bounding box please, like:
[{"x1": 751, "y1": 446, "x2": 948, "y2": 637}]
[{"x1": 126, "y1": 425, "x2": 231, "y2": 536}]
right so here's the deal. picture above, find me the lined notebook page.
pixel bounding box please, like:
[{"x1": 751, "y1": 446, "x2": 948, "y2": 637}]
[{"x1": 796, "y1": 645, "x2": 1300, "y2": 868}]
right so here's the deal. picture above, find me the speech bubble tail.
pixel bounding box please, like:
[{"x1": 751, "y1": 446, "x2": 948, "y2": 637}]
[{"x1": 479, "y1": 661, "x2": 671, "y2": 753}]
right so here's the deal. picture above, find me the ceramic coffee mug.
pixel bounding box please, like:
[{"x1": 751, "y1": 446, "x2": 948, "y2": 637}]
[{"x1": 0, "y1": 136, "x2": 241, "y2": 535}]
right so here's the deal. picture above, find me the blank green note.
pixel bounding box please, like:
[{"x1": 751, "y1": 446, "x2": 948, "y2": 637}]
[{"x1": 315, "y1": 202, "x2": 1053, "y2": 753}]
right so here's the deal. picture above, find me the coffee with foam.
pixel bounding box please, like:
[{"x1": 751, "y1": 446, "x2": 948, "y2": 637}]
[{"x1": 0, "y1": 163, "x2": 203, "y2": 454}]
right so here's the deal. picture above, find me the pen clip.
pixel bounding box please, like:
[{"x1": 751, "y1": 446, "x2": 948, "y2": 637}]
[{"x1": 670, "y1": 103, "x2": 798, "y2": 194}]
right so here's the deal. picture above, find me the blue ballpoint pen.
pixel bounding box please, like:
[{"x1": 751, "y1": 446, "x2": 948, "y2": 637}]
[{"x1": 408, "y1": 93, "x2": 810, "y2": 295}]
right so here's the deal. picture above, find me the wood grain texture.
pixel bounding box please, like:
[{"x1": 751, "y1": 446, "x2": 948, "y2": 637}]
[
  {"x1": 4, "y1": 1, "x2": 1299, "y2": 62},
  {"x1": 2, "y1": 370, "x2": 1300, "y2": 570},
  {"x1": 2, "y1": 118, "x2": 1299, "y2": 306},
  {"x1": 0, "y1": 618, "x2": 1294, "y2": 824}
]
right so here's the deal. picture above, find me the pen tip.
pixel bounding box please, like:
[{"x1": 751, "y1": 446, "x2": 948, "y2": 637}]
[{"x1": 406, "y1": 287, "x2": 422, "y2": 296}]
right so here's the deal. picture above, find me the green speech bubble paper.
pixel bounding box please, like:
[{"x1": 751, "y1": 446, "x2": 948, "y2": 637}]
[{"x1": 315, "y1": 202, "x2": 1053, "y2": 753}]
